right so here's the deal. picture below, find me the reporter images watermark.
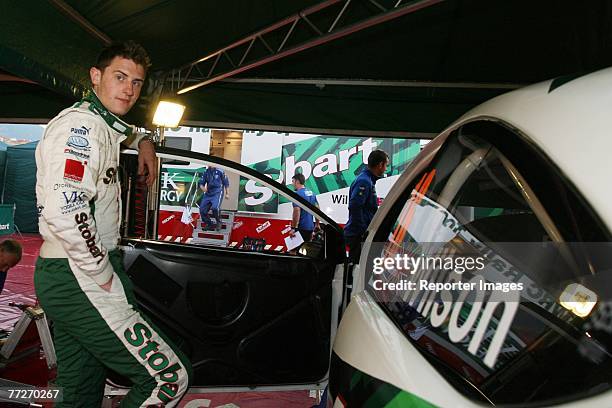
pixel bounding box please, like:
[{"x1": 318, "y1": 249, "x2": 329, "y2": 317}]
[{"x1": 371, "y1": 251, "x2": 524, "y2": 293}]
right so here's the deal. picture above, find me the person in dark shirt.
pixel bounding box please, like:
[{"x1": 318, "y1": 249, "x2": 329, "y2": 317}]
[
  {"x1": 198, "y1": 166, "x2": 230, "y2": 231},
  {"x1": 344, "y1": 149, "x2": 389, "y2": 261},
  {"x1": 0, "y1": 239, "x2": 22, "y2": 294},
  {"x1": 290, "y1": 173, "x2": 319, "y2": 243}
]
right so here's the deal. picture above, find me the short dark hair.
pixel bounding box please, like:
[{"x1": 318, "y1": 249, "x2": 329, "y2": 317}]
[
  {"x1": 96, "y1": 41, "x2": 152, "y2": 73},
  {"x1": 292, "y1": 173, "x2": 306, "y2": 185},
  {"x1": 0, "y1": 239, "x2": 22, "y2": 260},
  {"x1": 368, "y1": 149, "x2": 389, "y2": 168}
]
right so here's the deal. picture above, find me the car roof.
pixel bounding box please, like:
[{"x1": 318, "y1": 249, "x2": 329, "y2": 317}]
[{"x1": 452, "y1": 66, "x2": 612, "y2": 234}]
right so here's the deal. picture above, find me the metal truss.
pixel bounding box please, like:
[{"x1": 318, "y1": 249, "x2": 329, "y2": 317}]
[
  {"x1": 170, "y1": 0, "x2": 444, "y2": 95},
  {"x1": 48, "y1": 0, "x2": 112, "y2": 45},
  {"x1": 221, "y1": 77, "x2": 524, "y2": 90}
]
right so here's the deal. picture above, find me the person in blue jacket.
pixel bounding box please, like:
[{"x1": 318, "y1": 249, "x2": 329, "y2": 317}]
[
  {"x1": 290, "y1": 173, "x2": 320, "y2": 244},
  {"x1": 344, "y1": 149, "x2": 389, "y2": 261},
  {"x1": 198, "y1": 165, "x2": 229, "y2": 231}
]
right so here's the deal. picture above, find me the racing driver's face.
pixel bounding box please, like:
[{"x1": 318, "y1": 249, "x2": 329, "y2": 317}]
[{"x1": 90, "y1": 56, "x2": 145, "y2": 116}]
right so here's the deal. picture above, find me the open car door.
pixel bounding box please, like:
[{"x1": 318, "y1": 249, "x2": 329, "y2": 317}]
[{"x1": 114, "y1": 146, "x2": 346, "y2": 389}]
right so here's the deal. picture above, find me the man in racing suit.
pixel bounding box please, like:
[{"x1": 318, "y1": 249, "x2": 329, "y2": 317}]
[
  {"x1": 34, "y1": 41, "x2": 191, "y2": 407},
  {"x1": 198, "y1": 166, "x2": 229, "y2": 231}
]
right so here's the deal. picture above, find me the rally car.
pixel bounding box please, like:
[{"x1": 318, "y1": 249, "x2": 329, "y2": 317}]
[{"x1": 329, "y1": 67, "x2": 612, "y2": 407}]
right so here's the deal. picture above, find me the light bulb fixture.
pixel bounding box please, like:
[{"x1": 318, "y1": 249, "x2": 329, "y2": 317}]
[
  {"x1": 559, "y1": 283, "x2": 597, "y2": 318},
  {"x1": 152, "y1": 100, "x2": 185, "y2": 128}
]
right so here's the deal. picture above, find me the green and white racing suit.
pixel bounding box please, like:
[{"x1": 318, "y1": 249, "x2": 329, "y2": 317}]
[{"x1": 35, "y1": 92, "x2": 192, "y2": 407}]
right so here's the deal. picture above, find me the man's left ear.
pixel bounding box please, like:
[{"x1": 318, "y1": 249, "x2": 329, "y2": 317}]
[{"x1": 90, "y1": 66, "x2": 101, "y2": 86}]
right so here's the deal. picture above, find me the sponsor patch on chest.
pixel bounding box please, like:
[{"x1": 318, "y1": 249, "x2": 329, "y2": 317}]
[
  {"x1": 66, "y1": 135, "x2": 90, "y2": 151},
  {"x1": 103, "y1": 167, "x2": 118, "y2": 184},
  {"x1": 64, "y1": 159, "x2": 86, "y2": 182},
  {"x1": 64, "y1": 147, "x2": 90, "y2": 159},
  {"x1": 70, "y1": 126, "x2": 91, "y2": 136}
]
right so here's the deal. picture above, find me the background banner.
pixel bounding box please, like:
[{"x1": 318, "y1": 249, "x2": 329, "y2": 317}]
[
  {"x1": 159, "y1": 167, "x2": 202, "y2": 209},
  {"x1": 239, "y1": 134, "x2": 422, "y2": 223},
  {"x1": 158, "y1": 130, "x2": 426, "y2": 225},
  {"x1": 0, "y1": 204, "x2": 16, "y2": 235}
]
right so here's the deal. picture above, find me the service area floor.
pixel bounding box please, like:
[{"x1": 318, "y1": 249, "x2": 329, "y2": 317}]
[{"x1": 0, "y1": 234, "x2": 319, "y2": 407}]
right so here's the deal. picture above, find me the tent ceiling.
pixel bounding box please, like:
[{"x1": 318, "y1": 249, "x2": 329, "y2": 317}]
[{"x1": 2, "y1": 1, "x2": 612, "y2": 133}]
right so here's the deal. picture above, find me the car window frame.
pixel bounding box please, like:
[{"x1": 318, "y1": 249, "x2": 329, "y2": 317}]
[{"x1": 121, "y1": 145, "x2": 343, "y2": 234}]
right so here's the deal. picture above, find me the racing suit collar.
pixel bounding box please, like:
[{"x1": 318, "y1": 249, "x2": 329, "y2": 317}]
[{"x1": 82, "y1": 90, "x2": 134, "y2": 137}]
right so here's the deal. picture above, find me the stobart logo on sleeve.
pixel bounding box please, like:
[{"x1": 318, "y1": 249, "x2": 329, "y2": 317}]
[
  {"x1": 124, "y1": 323, "x2": 184, "y2": 404},
  {"x1": 75, "y1": 212, "x2": 105, "y2": 263}
]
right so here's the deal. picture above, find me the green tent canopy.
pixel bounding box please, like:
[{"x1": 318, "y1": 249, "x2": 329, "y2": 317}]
[
  {"x1": 2, "y1": 1, "x2": 612, "y2": 134},
  {"x1": 3, "y1": 141, "x2": 38, "y2": 233}
]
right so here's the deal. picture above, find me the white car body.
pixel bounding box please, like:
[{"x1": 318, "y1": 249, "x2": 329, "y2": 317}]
[{"x1": 332, "y1": 67, "x2": 612, "y2": 407}]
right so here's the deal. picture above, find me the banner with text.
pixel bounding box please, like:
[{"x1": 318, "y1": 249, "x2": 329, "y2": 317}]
[{"x1": 239, "y1": 133, "x2": 422, "y2": 223}]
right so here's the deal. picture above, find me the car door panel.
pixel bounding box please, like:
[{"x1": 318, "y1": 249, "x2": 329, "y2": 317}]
[{"x1": 117, "y1": 148, "x2": 344, "y2": 388}]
